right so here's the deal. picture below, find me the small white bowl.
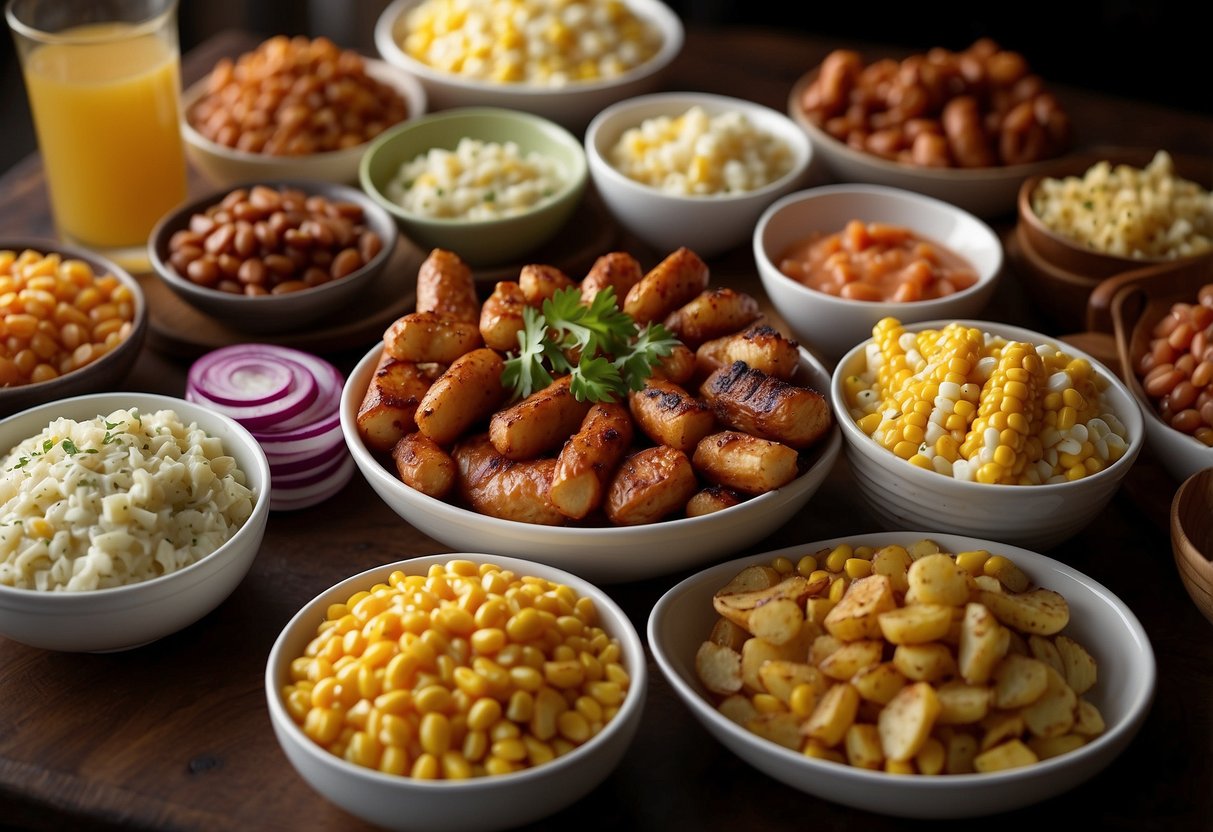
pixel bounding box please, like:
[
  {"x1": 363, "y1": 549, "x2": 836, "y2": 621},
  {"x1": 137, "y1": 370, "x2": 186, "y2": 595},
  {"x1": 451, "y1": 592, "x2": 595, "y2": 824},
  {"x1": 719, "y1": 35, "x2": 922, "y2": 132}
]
[
  {"x1": 829, "y1": 320, "x2": 1144, "y2": 551},
  {"x1": 648, "y1": 532, "x2": 1156, "y2": 819},
  {"x1": 585, "y1": 91, "x2": 813, "y2": 259},
  {"x1": 373, "y1": 0, "x2": 683, "y2": 132},
  {"x1": 753, "y1": 184, "x2": 1004, "y2": 362},
  {"x1": 266, "y1": 552, "x2": 646, "y2": 832},
  {"x1": 787, "y1": 70, "x2": 1065, "y2": 221},
  {"x1": 181, "y1": 57, "x2": 428, "y2": 188},
  {"x1": 0, "y1": 392, "x2": 270, "y2": 652},
  {"x1": 340, "y1": 343, "x2": 841, "y2": 584}
]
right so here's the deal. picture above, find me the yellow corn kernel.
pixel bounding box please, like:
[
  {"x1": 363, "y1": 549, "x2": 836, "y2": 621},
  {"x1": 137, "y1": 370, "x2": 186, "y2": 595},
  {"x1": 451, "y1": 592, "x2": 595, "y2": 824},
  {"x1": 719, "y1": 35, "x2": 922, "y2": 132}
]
[
  {"x1": 856, "y1": 412, "x2": 882, "y2": 435},
  {"x1": 954, "y1": 550, "x2": 990, "y2": 575},
  {"x1": 303, "y1": 706, "x2": 343, "y2": 746},
  {"x1": 789, "y1": 683, "x2": 818, "y2": 718},
  {"x1": 751, "y1": 693, "x2": 784, "y2": 714},
  {"x1": 828, "y1": 576, "x2": 847, "y2": 602},
  {"x1": 795, "y1": 554, "x2": 819, "y2": 576},
  {"x1": 411, "y1": 752, "x2": 441, "y2": 779},
  {"x1": 419, "y1": 712, "x2": 451, "y2": 755},
  {"x1": 825, "y1": 544, "x2": 853, "y2": 573},
  {"x1": 844, "y1": 558, "x2": 873, "y2": 580},
  {"x1": 886, "y1": 758, "x2": 916, "y2": 774},
  {"x1": 983, "y1": 555, "x2": 1030, "y2": 593}
]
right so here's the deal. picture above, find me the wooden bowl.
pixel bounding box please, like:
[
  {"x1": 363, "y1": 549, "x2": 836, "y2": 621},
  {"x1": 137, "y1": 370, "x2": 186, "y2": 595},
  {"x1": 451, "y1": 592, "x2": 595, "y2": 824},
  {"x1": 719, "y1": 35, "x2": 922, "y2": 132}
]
[
  {"x1": 1087, "y1": 256, "x2": 1213, "y2": 484},
  {"x1": 1171, "y1": 467, "x2": 1213, "y2": 626},
  {"x1": 1012, "y1": 147, "x2": 1213, "y2": 331}
]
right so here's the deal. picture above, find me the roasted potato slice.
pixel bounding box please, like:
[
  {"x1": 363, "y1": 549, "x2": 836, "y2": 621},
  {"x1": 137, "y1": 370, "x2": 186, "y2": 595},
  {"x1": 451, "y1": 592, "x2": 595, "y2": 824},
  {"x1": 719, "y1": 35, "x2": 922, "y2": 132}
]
[
  {"x1": 990, "y1": 653, "x2": 1050, "y2": 709},
  {"x1": 958, "y1": 602, "x2": 1009, "y2": 685},
  {"x1": 877, "y1": 603, "x2": 953, "y2": 645},
  {"x1": 695, "y1": 641, "x2": 743, "y2": 696},
  {"x1": 823, "y1": 574, "x2": 897, "y2": 641},
  {"x1": 973, "y1": 738, "x2": 1038, "y2": 772},
  {"x1": 906, "y1": 552, "x2": 971, "y2": 607},
  {"x1": 1021, "y1": 664, "x2": 1077, "y2": 738},
  {"x1": 802, "y1": 682, "x2": 860, "y2": 747},
  {"x1": 712, "y1": 573, "x2": 829, "y2": 632},
  {"x1": 977, "y1": 587, "x2": 1070, "y2": 636},
  {"x1": 878, "y1": 681, "x2": 941, "y2": 762},
  {"x1": 1054, "y1": 634, "x2": 1098, "y2": 695}
]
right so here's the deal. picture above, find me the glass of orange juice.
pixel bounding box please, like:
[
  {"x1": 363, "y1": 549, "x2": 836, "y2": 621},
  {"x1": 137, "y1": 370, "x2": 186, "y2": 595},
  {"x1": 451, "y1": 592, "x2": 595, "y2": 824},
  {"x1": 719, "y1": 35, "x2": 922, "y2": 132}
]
[{"x1": 5, "y1": 0, "x2": 188, "y2": 272}]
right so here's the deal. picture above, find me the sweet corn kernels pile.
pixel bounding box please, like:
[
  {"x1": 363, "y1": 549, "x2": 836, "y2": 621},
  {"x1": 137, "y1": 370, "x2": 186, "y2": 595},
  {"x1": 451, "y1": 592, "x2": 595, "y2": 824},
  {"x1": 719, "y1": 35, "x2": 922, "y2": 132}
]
[
  {"x1": 282, "y1": 559, "x2": 630, "y2": 779},
  {"x1": 0, "y1": 249, "x2": 135, "y2": 388},
  {"x1": 608, "y1": 105, "x2": 795, "y2": 196},
  {"x1": 399, "y1": 0, "x2": 663, "y2": 86},
  {"x1": 844, "y1": 318, "x2": 1130, "y2": 484}
]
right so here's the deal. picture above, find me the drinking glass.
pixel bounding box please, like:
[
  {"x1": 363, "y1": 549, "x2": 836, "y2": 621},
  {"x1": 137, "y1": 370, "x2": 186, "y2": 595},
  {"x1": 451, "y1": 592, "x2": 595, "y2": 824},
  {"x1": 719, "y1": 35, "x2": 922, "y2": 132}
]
[{"x1": 6, "y1": 0, "x2": 188, "y2": 271}]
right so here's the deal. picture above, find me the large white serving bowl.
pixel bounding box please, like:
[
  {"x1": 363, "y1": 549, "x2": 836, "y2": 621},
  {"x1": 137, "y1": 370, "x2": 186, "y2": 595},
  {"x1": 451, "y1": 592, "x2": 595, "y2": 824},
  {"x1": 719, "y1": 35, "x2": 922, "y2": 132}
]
[
  {"x1": 340, "y1": 343, "x2": 841, "y2": 584},
  {"x1": 648, "y1": 531, "x2": 1156, "y2": 820},
  {"x1": 753, "y1": 184, "x2": 1004, "y2": 363},
  {"x1": 266, "y1": 552, "x2": 646, "y2": 832},
  {"x1": 830, "y1": 320, "x2": 1144, "y2": 551},
  {"x1": 373, "y1": 0, "x2": 683, "y2": 132},
  {"x1": 181, "y1": 57, "x2": 428, "y2": 187},
  {"x1": 0, "y1": 392, "x2": 270, "y2": 652},
  {"x1": 787, "y1": 69, "x2": 1066, "y2": 221},
  {"x1": 585, "y1": 91, "x2": 812, "y2": 259}
]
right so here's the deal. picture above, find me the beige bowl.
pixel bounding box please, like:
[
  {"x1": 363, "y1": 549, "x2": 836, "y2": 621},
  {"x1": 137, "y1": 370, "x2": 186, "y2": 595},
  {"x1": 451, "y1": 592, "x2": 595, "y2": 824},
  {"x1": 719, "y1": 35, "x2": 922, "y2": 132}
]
[
  {"x1": 0, "y1": 239, "x2": 147, "y2": 414},
  {"x1": 180, "y1": 57, "x2": 428, "y2": 188},
  {"x1": 1171, "y1": 467, "x2": 1213, "y2": 626}
]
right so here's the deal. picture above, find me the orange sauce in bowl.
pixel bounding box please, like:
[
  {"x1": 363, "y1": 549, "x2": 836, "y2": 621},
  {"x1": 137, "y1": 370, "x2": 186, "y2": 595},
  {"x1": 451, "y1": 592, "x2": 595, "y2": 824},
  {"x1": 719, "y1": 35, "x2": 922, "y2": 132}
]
[{"x1": 778, "y1": 220, "x2": 979, "y2": 302}]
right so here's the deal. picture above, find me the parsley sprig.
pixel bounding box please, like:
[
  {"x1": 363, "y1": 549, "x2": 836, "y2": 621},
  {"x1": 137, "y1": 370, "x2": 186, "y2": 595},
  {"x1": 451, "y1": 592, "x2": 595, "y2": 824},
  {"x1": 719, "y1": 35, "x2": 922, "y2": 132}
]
[{"x1": 501, "y1": 286, "x2": 681, "y2": 403}]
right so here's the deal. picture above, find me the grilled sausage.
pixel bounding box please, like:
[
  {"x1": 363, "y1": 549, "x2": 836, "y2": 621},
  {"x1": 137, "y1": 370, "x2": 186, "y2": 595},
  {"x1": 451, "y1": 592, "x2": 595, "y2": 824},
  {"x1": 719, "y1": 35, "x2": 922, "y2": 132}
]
[
  {"x1": 479, "y1": 280, "x2": 527, "y2": 352},
  {"x1": 520, "y1": 263, "x2": 575, "y2": 306},
  {"x1": 627, "y1": 378, "x2": 717, "y2": 453},
  {"x1": 622, "y1": 246, "x2": 710, "y2": 324},
  {"x1": 356, "y1": 352, "x2": 436, "y2": 452},
  {"x1": 416, "y1": 348, "x2": 508, "y2": 446},
  {"x1": 383, "y1": 311, "x2": 482, "y2": 364},
  {"x1": 391, "y1": 432, "x2": 457, "y2": 498},
  {"x1": 454, "y1": 433, "x2": 566, "y2": 526},
  {"x1": 663, "y1": 287, "x2": 762, "y2": 348},
  {"x1": 416, "y1": 248, "x2": 480, "y2": 323},
  {"x1": 550, "y1": 402, "x2": 635, "y2": 520},
  {"x1": 700, "y1": 361, "x2": 832, "y2": 449},
  {"x1": 580, "y1": 251, "x2": 643, "y2": 307},
  {"x1": 695, "y1": 322, "x2": 801, "y2": 381},
  {"x1": 685, "y1": 485, "x2": 746, "y2": 517},
  {"x1": 489, "y1": 375, "x2": 592, "y2": 461},
  {"x1": 692, "y1": 431, "x2": 799, "y2": 495},
  {"x1": 604, "y1": 445, "x2": 699, "y2": 526}
]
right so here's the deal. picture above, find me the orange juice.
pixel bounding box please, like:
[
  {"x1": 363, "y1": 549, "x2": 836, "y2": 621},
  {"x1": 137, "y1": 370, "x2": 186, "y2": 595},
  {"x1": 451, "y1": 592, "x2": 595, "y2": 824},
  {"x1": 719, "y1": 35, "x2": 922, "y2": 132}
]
[{"x1": 22, "y1": 23, "x2": 187, "y2": 253}]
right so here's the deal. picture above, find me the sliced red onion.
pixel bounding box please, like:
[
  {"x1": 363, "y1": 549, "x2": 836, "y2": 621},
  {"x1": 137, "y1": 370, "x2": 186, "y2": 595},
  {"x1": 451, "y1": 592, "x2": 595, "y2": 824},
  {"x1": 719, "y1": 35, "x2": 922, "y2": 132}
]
[
  {"x1": 269, "y1": 454, "x2": 356, "y2": 511},
  {"x1": 258, "y1": 422, "x2": 345, "y2": 457},
  {"x1": 185, "y1": 371, "x2": 318, "y2": 432},
  {"x1": 266, "y1": 439, "x2": 349, "y2": 476},
  {"x1": 188, "y1": 350, "x2": 299, "y2": 407},
  {"x1": 272, "y1": 447, "x2": 350, "y2": 487}
]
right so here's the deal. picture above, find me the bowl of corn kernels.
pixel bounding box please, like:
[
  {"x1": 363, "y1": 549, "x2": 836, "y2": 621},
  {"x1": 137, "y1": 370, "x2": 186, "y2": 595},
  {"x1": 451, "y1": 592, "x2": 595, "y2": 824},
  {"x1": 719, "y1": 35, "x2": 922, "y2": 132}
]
[
  {"x1": 265, "y1": 552, "x2": 646, "y2": 832},
  {"x1": 0, "y1": 240, "x2": 147, "y2": 413},
  {"x1": 373, "y1": 0, "x2": 683, "y2": 132},
  {"x1": 829, "y1": 317, "x2": 1144, "y2": 551},
  {"x1": 584, "y1": 91, "x2": 813, "y2": 259},
  {"x1": 648, "y1": 531, "x2": 1156, "y2": 818}
]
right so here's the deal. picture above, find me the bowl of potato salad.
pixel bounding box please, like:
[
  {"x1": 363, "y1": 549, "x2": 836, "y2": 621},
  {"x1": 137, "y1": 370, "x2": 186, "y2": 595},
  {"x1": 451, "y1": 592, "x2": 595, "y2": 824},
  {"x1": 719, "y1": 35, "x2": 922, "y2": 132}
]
[
  {"x1": 649, "y1": 531, "x2": 1156, "y2": 818},
  {"x1": 374, "y1": 0, "x2": 683, "y2": 131},
  {"x1": 0, "y1": 392, "x2": 270, "y2": 652},
  {"x1": 585, "y1": 92, "x2": 813, "y2": 258},
  {"x1": 360, "y1": 107, "x2": 588, "y2": 266}
]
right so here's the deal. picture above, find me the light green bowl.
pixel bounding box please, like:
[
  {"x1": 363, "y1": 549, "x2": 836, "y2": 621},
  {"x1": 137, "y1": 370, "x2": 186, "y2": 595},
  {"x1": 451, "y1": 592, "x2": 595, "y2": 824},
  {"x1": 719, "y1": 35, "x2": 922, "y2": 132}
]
[{"x1": 359, "y1": 107, "x2": 588, "y2": 267}]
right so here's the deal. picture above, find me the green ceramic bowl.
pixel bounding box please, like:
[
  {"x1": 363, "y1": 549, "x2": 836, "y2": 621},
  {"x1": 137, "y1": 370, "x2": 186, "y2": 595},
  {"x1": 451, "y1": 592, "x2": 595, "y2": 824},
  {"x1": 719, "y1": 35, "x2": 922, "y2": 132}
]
[{"x1": 359, "y1": 107, "x2": 588, "y2": 267}]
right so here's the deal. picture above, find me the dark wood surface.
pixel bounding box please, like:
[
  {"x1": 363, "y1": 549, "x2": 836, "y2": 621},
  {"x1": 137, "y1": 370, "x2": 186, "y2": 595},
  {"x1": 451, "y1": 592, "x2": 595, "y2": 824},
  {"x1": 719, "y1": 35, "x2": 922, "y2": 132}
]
[{"x1": 2, "y1": 26, "x2": 1212, "y2": 832}]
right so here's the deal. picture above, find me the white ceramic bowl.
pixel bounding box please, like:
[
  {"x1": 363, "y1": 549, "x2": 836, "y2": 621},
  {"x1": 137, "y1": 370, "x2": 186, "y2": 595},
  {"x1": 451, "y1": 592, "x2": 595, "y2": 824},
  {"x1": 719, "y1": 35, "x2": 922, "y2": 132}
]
[
  {"x1": 585, "y1": 91, "x2": 813, "y2": 259},
  {"x1": 0, "y1": 238, "x2": 148, "y2": 414},
  {"x1": 0, "y1": 392, "x2": 270, "y2": 652},
  {"x1": 648, "y1": 531, "x2": 1156, "y2": 819},
  {"x1": 359, "y1": 107, "x2": 588, "y2": 267},
  {"x1": 266, "y1": 552, "x2": 646, "y2": 832},
  {"x1": 373, "y1": 0, "x2": 683, "y2": 132},
  {"x1": 830, "y1": 320, "x2": 1144, "y2": 551},
  {"x1": 181, "y1": 57, "x2": 428, "y2": 187},
  {"x1": 753, "y1": 184, "x2": 1004, "y2": 363},
  {"x1": 787, "y1": 70, "x2": 1065, "y2": 221},
  {"x1": 147, "y1": 179, "x2": 399, "y2": 335},
  {"x1": 340, "y1": 344, "x2": 841, "y2": 584}
]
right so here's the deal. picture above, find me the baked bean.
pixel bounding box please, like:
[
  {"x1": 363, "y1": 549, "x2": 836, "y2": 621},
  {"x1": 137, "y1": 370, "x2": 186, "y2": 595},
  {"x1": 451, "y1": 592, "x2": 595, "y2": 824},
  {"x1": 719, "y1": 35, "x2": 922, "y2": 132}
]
[
  {"x1": 1137, "y1": 283, "x2": 1213, "y2": 444},
  {"x1": 187, "y1": 36, "x2": 408, "y2": 156},
  {"x1": 799, "y1": 40, "x2": 1071, "y2": 169},
  {"x1": 166, "y1": 185, "x2": 385, "y2": 297}
]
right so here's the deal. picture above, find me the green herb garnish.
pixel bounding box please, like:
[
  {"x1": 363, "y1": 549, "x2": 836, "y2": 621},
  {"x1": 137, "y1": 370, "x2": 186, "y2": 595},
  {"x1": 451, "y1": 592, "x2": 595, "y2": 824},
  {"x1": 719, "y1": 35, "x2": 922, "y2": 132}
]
[
  {"x1": 61, "y1": 439, "x2": 80, "y2": 455},
  {"x1": 501, "y1": 286, "x2": 680, "y2": 403}
]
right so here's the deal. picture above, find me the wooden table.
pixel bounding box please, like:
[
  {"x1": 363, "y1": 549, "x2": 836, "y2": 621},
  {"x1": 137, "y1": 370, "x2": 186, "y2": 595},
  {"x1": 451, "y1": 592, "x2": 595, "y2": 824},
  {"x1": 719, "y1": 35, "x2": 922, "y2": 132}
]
[{"x1": 3, "y1": 27, "x2": 1212, "y2": 832}]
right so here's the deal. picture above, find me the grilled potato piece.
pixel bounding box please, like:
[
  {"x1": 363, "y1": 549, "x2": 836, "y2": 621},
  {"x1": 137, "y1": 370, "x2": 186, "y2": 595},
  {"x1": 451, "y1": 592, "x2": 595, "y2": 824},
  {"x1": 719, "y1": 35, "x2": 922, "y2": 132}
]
[
  {"x1": 390, "y1": 432, "x2": 457, "y2": 498},
  {"x1": 604, "y1": 445, "x2": 699, "y2": 526},
  {"x1": 622, "y1": 246, "x2": 710, "y2": 324},
  {"x1": 416, "y1": 348, "x2": 508, "y2": 446},
  {"x1": 628, "y1": 378, "x2": 717, "y2": 453},
  {"x1": 415, "y1": 248, "x2": 480, "y2": 323},
  {"x1": 662, "y1": 287, "x2": 761, "y2": 348},
  {"x1": 685, "y1": 485, "x2": 745, "y2": 517},
  {"x1": 696, "y1": 321, "x2": 801, "y2": 382},
  {"x1": 356, "y1": 352, "x2": 435, "y2": 452},
  {"x1": 550, "y1": 402, "x2": 634, "y2": 520},
  {"x1": 479, "y1": 280, "x2": 527, "y2": 352},
  {"x1": 383, "y1": 311, "x2": 482, "y2": 364},
  {"x1": 692, "y1": 430, "x2": 799, "y2": 495},
  {"x1": 519, "y1": 263, "x2": 574, "y2": 306},
  {"x1": 579, "y1": 251, "x2": 643, "y2": 308},
  {"x1": 453, "y1": 433, "x2": 565, "y2": 526},
  {"x1": 489, "y1": 375, "x2": 592, "y2": 461},
  {"x1": 649, "y1": 342, "x2": 697, "y2": 386},
  {"x1": 700, "y1": 361, "x2": 832, "y2": 449}
]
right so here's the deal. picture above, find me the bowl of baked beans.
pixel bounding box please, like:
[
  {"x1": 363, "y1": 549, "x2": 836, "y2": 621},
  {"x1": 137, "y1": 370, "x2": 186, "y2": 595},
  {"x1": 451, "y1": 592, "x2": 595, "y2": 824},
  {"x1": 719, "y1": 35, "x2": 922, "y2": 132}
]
[
  {"x1": 147, "y1": 181, "x2": 399, "y2": 335},
  {"x1": 753, "y1": 184, "x2": 1003, "y2": 362},
  {"x1": 0, "y1": 240, "x2": 147, "y2": 412},
  {"x1": 788, "y1": 39, "x2": 1074, "y2": 220},
  {"x1": 181, "y1": 35, "x2": 428, "y2": 188},
  {"x1": 373, "y1": 0, "x2": 683, "y2": 132},
  {"x1": 1089, "y1": 255, "x2": 1213, "y2": 484}
]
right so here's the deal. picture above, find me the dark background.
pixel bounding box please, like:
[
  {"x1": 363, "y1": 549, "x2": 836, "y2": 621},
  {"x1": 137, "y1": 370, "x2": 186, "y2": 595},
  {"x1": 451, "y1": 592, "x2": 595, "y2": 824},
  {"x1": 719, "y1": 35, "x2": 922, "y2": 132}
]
[{"x1": 1, "y1": 0, "x2": 1209, "y2": 174}]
